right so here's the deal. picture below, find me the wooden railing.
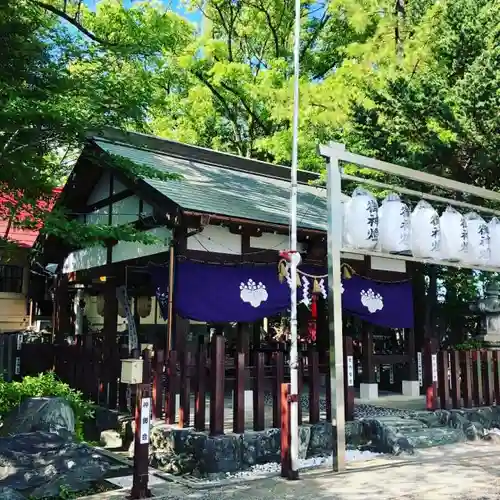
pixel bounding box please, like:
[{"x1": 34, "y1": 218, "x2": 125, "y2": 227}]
[
  {"x1": 436, "y1": 349, "x2": 500, "y2": 409},
  {"x1": 20, "y1": 335, "x2": 356, "y2": 434}
]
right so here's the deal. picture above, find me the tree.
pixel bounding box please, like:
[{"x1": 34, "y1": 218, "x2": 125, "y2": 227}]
[{"x1": 0, "y1": 0, "x2": 186, "y2": 249}]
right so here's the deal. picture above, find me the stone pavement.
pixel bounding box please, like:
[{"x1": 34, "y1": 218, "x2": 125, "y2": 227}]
[{"x1": 82, "y1": 440, "x2": 500, "y2": 500}]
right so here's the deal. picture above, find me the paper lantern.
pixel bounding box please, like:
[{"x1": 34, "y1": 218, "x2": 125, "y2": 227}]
[
  {"x1": 410, "y1": 200, "x2": 441, "y2": 258},
  {"x1": 464, "y1": 212, "x2": 490, "y2": 265},
  {"x1": 136, "y1": 296, "x2": 152, "y2": 318},
  {"x1": 344, "y1": 187, "x2": 379, "y2": 250},
  {"x1": 96, "y1": 295, "x2": 105, "y2": 317},
  {"x1": 439, "y1": 206, "x2": 467, "y2": 262},
  {"x1": 378, "y1": 193, "x2": 411, "y2": 253},
  {"x1": 488, "y1": 218, "x2": 500, "y2": 267}
]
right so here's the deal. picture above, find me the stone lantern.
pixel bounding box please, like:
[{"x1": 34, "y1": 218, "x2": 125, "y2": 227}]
[{"x1": 471, "y1": 282, "x2": 500, "y2": 347}]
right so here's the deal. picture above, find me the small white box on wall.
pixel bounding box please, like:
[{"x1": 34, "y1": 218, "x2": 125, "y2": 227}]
[{"x1": 120, "y1": 359, "x2": 143, "y2": 384}]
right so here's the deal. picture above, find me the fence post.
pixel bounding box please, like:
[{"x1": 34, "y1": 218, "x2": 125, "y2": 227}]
[
  {"x1": 165, "y1": 350, "x2": 178, "y2": 425},
  {"x1": 438, "y1": 350, "x2": 451, "y2": 409},
  {"x1": 209, "y1": 335, "x2": 225, "y2": 436},
  {"x1": 179, "y1": 351, "x2": 191, "y2": 428},
  {"x1": 344, "y1": 336, "x2": 355, "y2": 421},
  {"x1": 130, "y1": 383, "x2": 151, "y2": 499},
  {"x1": 152, "y1": 350, "x2": 164, "y2": 421},
  {"x1": 233, "y1": 352, "x2": 246, "y2": 434},
  {"x1": 297, "y1": 354, "x2": 303, "y2": 425},
  {"x1": 462, "y1": 351, "x2": 473, "y2": 408},
  {"x1": 484, "y1": 350, "x2": 495, "y2": 406},
  {"x1": 449, "y1": 350, "x2": 461, "y2": 408},
  {"x1": 273, "y1": 352, "x2": 285, "y2": 428},
  {"x1": 473, "y1": 350, "x2": 484, "y2": 407},
  {"x1": 423, "y1": 338, "x2": 439, "y2": 410},
  {"x1": 308, "y1": 348, "x2": 320, "y2": 424},
  {"x1": 494, "y1": 351, "x2": 500, "y2": 404},
  {"x1": 194, "y1": 345, "x2": 207, "y2": 431},
  {"x1": 325, "y1": 352, "x2": 332, "y2": 422},
  {"x1": 253, "y1": 352, "x2": 265, "y2": 431}
]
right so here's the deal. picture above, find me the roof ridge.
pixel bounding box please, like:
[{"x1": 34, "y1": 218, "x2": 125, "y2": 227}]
[{"x1": 91, "y1": 128, "x2": 322, "y2": 186}]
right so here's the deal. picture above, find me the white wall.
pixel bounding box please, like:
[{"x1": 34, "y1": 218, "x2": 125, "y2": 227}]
[
  {"x1": 112, "y1": 227, "x2": 172, "y2": 264},
  {"x1": 87, "y1": 172, "x2": 111, "y2": 204},
  {"x1": 187, "y1": 225, "x2": 241, "y2": 254},
  {"x1": 63, "y1": 246, "x2": 107, "y2": 273}
]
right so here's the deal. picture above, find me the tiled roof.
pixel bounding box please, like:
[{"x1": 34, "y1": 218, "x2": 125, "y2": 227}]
[{"x1": 95, "y1": 139, "x2": 346, "y2": 231}]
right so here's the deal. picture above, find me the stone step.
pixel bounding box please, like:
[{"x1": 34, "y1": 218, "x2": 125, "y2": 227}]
[{"x1": 357, "y1": 417, "x2": 467, "y2": 454}]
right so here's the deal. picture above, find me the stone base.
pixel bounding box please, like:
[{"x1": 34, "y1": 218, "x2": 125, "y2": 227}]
[
  {"x1": 360, "y1": 383, "x2": 378, "y2": 400},
  {"x1": 402, "y1": 380, "x2": 420, "y2": 397}
]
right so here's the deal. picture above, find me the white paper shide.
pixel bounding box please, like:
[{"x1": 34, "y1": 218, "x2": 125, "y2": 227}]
[
  {"x1": 439, "y1": 206, "x2": 467, "y2": 262},
  {"x1": 410, "y1": 200, "x2": 441, "y2": 258},
  {"x1": 344, "y1": 187, "x2": 379, "y2": 250},
  {"x1": 378, "y1": 193, "x2": 410, "y2": 253}
]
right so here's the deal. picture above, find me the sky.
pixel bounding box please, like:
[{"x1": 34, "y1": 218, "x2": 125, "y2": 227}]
[{"x1": 84, "y1": 0, "x2": 202, "y2": 25}]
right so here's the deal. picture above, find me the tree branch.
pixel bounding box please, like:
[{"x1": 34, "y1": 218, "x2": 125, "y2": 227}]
[{"x1": 30, "y1": 0, "x2": 116, "y2": 46}]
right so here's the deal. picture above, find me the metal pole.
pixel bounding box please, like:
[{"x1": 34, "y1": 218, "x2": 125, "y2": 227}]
[
  {"x1": 326, "y1": 147, "x2": 346, "y2": 472},
  {"x1": 288, "y1": 0, "x2": 301, "y2": 479}
]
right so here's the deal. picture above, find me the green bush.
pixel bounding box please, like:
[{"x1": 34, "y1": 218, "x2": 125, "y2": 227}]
[{"x1": 0, "y1": 372, "x2": 94, "y2": 440}]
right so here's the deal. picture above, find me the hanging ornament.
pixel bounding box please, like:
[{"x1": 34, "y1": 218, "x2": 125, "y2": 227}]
[
  {"x1": 378, "y1": 193, "x2": 411, "y2": 253},
  {"x1": 307, "y1": 321, "x2": 317, "y2": 343},
  {"x1": 488, "y1": 218, "x2": 500, "y2": 267},
  {"x1": 342, "y1": 264, "x2": 353, "y2": 280},
  {"x1": 464, "y1": 212, "x2": 490, "y2": 265},
  {"x1": 439, "y1": 206, "x2": 467, "y2": 262},
  {"x1": 312, "y1": 279, "x2": 321, "y2": 294},
  {"x1": 344, "y1": 187, "x2": 379, "y2": 250},
  {"x1": 311, "y1": 294, "x2": 318, "y2": 319},
  {"x1": 410, "y1": 200, "x2": 441, "y2": 259}
]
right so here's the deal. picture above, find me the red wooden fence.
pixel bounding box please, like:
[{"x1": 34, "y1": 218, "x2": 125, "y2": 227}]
[
  {"x1": 20, "y1": 335, "x2": 356, "y2": 434},
  {"x1": 435, "y1": 349, "x2": 500, "y2": 410}
]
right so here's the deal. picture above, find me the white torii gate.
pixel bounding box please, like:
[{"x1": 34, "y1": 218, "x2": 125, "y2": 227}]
[{"x1": 320, "y1": 142, "x2": 500, "y2": 472}]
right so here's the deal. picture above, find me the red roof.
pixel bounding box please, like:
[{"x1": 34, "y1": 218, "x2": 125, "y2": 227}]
[{"x1": 0, "y1": 188, "x2": 62, "y2": 248}]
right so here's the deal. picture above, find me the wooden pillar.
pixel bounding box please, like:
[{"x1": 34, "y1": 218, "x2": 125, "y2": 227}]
[
  {"x1": 174, "y1": 315, "x2": 189, "y2": 354},
  {"x1": 360, "y1": 323, "x2": 377, "y2": 400},
  {"x1": 103, "y1": 279, "x2": 118, "y2": 409},
  {"x1": 236, "y1": 323, "x2": 250, "y2": 364},
  {"x1": 54, "y1": 274, "x2": 71, "y2": 342}
]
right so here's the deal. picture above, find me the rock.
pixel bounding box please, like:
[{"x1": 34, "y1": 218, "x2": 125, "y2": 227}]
[
  {"x1": 151, "y1": 452, "x2": 196, "y2": 475},
  {"x1": 298, "y1": 425, "x2": 311, "y2": 460},
  {"x1": 0, "y1": 397, "x2": 75, "y2": 437},
  {"x1": 308, "y1": 422, "x2": 333, "y2": 456},
  {"x1": 29, "y1": 461, "x2": 109, "y2": 499},
  {"x1": 0, "y1": 487, "x2": 26, "y2": 499},
  {"x1": 241, "y1": 428, "x2": 281, "y2": 466},
  {"x1": 345, "y1": 420, "x2": 364, "y2": 449},
  {"x1": 484, "y1": 430, "x2": 500, "y2": 443},
  {"x1": 194, "y1": 434, "x2": 241, "y2": 474},
  {"x1": 100, "y1": 429, "x2": 122, "y2": 449},
  {"x1": 0, "y1": 431, "x2": 111, "y2": 494}
]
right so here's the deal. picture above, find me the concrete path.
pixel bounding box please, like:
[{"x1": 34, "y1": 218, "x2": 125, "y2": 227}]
[{"x1": 82, "y1": 440, "x2": 500, "y2": 500}]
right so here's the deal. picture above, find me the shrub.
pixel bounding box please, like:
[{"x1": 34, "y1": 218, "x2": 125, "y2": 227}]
[{"x1": 0, "y1": 372, "x2": 94, "y2": 440}]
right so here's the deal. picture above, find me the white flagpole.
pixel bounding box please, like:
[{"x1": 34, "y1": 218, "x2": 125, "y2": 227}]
[{"x1": 289, "y1": 0, "x2": 301, "y2": 479}]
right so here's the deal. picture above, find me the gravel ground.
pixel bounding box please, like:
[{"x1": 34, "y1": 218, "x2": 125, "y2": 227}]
[{"x1": 82, "y1": 441, "x2": 500, "y2": 500}]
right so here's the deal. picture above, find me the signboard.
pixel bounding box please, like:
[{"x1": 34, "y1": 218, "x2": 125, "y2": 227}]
[
  {"x1": 417, "y1": 352, "x2": 423, "y2": 387},
  {"x1": 139, "y1": 397, "x2": 151, "y2": 444},
  {"x1": 346, "y1": 356, "x2": 354, "y2": 387},
  {"x1": 16, "y1": 334, "x2": 23, "y2": 351},
  {"x1": 389, "y1": 364, "x2": 394, "y2": 385},
  {"x1": 116, "y1": 286, "x2": 139, "y2": 353},
  {"x1": 375, "y1": 366, "x2": 380, "y2": 383},
  {"x1": 14, "y1": 357, "x2": 20, "y2": 375},
  {"x1": 431, "y1": 354, "x2": 438, "y2": 382}
]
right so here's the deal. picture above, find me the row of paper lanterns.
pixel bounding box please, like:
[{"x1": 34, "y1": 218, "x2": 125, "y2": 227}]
[{"x1": 342, "y1": 187, "x2": 499, "y2": 267}]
